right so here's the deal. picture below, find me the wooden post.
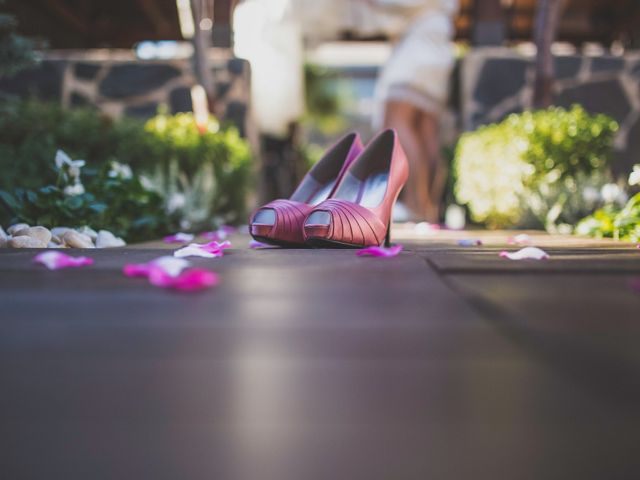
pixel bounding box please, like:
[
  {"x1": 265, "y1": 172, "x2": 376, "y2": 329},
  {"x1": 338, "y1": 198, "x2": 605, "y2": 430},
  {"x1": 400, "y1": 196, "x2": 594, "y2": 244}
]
[
  {"x1": 189, "y1": 0, "x2": 215, "y2": 102},
  {"x1": 532, "y1": 0, "x2": 565, "y2": 109}
]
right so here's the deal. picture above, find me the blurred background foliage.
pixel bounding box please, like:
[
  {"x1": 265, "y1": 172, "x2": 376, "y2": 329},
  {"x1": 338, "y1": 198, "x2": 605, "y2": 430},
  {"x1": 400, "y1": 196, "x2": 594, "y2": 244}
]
[
  {"x1": 454, "y1": 105, "x2": 619, "y2": 231},
  {"x1": 0, "y1": 100, "x2": 252, "y2": 238},
  {"x1": 0, "y1": 6, "x2": 37, "y2": 79}
]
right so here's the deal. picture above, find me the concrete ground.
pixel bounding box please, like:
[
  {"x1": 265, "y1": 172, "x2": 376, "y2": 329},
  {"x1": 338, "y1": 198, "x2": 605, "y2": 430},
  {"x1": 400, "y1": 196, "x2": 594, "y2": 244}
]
[{"x1": 1, "y1": 226, "x2": 639, "y2": 479}]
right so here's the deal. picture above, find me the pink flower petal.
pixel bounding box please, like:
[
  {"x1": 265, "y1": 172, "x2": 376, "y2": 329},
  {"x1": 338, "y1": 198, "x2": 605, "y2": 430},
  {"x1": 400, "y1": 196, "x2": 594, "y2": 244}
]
[
  {"x1": 173, "y1": 245, "x2": 217, "y2": 258},
  {"x1": 201, "y1": 240, "x2": 231, "y2": 254},
  {"x1": 123, "y1": 256, "x2": 190, "y2": 278},
  {"x1": 173, "y1": 240, "x2": 231, "y2": 258},
  {"x1": 507, "y1": 233, "x2": 532, "y2": 245},
  {"x1": 630, "y1": 279, "x2": 640, "y2": 293},
  {"x1": 249, "y1": 240, "x2": 269, "y2": 249},
  {"x1": 458, "y1": 239, "x2": 483, "y2": 247},
  {"x1": 202, "y1": 226, "x2": 236, "y2": 241},
  {"x1": 123, "y1": 263, "x2": 151, "y2": 277},
  {"x1": 163, "y1": 232, "x2": 195, "y2": 244},
  {"x1": 34, "y1": 251, "x2": 94, "y2": 270},
  {"x1": 500, "y1": 247, "x2": 549, "y2": 260},
  {"x1": 202, "y1": 230, "x2": 225, "y2": 241},
  {"x1": 148, "y1": 267, "x2": 219, "y2": 292},
  {"x1": 356, "y1": 245, "x2": 403, "y2": 258}
]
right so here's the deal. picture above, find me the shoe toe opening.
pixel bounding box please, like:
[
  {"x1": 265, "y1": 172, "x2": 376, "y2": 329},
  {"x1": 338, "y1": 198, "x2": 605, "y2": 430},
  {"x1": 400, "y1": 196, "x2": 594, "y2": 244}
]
[
  {"x1": 252, "y1": 208, "x2": 276, "y2": 226},
  {"x1": 304, "y1": 211, "x2": 331, "y2": 227}
]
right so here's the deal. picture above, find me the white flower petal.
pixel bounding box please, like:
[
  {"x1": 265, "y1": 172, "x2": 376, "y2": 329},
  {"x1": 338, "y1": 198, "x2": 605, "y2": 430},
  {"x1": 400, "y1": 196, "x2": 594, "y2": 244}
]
[
  {"x1": 55, "y1": 149, "x2": 72, "y2": 169},
  {"x1": 508, "y1": 233, "x2": 532, "y2": 245},
  {"x1": 63, "y1": 183, "x2": 85, "y2": 196},
  {"x1": 500, "y1": 247, "x2": 550, "y2": 260},
  {"x1": 629, "y1": 165, "x2": 640, "y2": 187},
  {"x1": 173, "y1": 244, "x2": 217, "y2": 258},
  {"x1": 151, "y1": 256, "x2": 191, "y2": 277}
]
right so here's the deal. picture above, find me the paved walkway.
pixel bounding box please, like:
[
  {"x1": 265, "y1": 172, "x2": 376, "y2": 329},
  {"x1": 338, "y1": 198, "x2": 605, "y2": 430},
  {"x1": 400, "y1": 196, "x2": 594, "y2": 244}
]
[{"x1": 1, "y1": 228, "x2": 639, "y2": 479}]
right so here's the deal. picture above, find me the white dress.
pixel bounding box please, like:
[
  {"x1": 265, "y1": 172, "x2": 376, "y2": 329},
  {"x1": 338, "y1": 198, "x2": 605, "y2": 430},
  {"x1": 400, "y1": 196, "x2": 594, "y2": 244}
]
[{"x1": 234, "y1": 0, "x2": 458, "y2": 136}]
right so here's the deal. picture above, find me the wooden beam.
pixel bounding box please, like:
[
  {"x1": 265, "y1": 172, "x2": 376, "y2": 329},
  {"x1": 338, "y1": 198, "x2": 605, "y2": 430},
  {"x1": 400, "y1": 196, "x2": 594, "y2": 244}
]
[
  {"x1": 135, "y1": 0, "x2": 175, "y2": 38},
  {"x1": 42, "y1": 0, "x2": 90, "y2": 35}
]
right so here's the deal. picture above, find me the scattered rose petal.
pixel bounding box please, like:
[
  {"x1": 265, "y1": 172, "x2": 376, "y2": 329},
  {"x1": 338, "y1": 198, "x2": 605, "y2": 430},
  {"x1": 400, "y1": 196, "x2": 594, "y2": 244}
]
[
  {"x1": 249, "y1": 240, "x2": 269, "y2": 249},
  {"x1": 500, "y1": 247, "x2": 549, "y2": 260},
  {"x1": 457, "y1": 239, "x2": 482, "y2": 247},
  {"x1": 630, "y1": 279, "x2": 640, "y2": 293},
  {"x1": 148, "y1": 268, "x2": 219, "y2": 292},
  {"x1": 163, "y1": 232, "x2": 195, "y2": 244},
  {"x1": 174, "y1": 244, "x2": 217, "y2": 258},
  {"x1": 123, "y1": 256, "x2": 190, "y2": 278},
  {"x1": 357, "y1": 245, "x2": 403, "y2": 258},
  {"x1": 173, "y1": 240, "x2": 231, "y2": 258},
  {"x1": 34, "y1": 251, "x2": 94, "y2": 270},
  {"x1": 202, "y1": 225, "x2": 236, "y2": 241},
  {"x1": 507, "y1": 233, "x2": 532, "y2": 245}
]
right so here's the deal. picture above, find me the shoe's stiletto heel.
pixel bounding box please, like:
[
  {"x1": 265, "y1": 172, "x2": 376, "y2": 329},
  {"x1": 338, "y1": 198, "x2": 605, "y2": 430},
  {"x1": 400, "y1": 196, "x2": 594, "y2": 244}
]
[
  {"x1": 249, "y1": 133, "x2": 363, "y2": 247},
  {"x1": 303, "y1": 129, "x2": 409, "y2": 248},
  {"x1": 384, "y1": 222, "x2": 391, "y2": 248}
]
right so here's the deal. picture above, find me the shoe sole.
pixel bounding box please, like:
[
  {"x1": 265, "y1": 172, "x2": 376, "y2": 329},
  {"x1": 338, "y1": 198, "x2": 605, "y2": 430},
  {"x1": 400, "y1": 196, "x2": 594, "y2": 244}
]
[{"x1": 251, "y1": 235, "x2": 310, "y2": 249}]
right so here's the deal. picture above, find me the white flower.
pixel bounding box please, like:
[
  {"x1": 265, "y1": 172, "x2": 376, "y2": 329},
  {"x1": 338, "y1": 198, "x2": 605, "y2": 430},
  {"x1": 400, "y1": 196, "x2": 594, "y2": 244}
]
[
  {"x1": 139, "y1": 175, "x2": 155, "y2": 191},
  {"x1": 167, "y1": 193, "x2": 186, "y2": 213},
  {"x1": 63, "y1": 182, "x2": 85, "y2": 196},
  {"x1": 55, "y1": 150, "x2": 85, "y2": 179},
  {"x1": 629, "y1": 165, "x2": 640, "y2": 187},
  {"x1": 582, "y1": 186, "x2": 600, "y2": 203},
  {"x1": 108, "y1": 161, "x2": 133, "y2": 180},
  {"x1": 601, "y1": 183, "x2": 623, "y2": 204}
]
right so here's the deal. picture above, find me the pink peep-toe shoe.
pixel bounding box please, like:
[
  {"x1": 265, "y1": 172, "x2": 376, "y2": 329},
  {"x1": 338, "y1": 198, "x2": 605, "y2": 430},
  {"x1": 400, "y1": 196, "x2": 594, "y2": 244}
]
[
  {"x1": 303, "y1": 129, "x2": 409, "y2": 248},
  {"x1": 249, "y1": 133, "x2": 363, "y2": 247}
]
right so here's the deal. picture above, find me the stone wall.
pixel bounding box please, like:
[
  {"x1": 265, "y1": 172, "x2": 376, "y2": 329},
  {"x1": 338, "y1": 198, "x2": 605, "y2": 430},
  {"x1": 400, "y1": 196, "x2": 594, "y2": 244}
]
[
  {"x1": 0, "y1": 50, "x2": 251, "y2": 135},
  {"x1": 461, "y1": 48, "x2": 640, "y2": 175}
]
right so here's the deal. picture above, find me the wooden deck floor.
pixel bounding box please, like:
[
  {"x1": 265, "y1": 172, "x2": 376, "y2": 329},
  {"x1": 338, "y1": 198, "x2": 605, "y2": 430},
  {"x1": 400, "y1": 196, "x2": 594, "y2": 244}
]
[{"x1": 1, "y1": 228, "x2": 639, "y2": 480}]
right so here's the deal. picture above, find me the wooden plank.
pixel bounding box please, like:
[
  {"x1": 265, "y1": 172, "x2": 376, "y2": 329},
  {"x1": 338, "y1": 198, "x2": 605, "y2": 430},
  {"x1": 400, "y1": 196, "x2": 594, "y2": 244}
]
[{"x1": 1, "y1": 234, "x2": 639, "y2": 479}]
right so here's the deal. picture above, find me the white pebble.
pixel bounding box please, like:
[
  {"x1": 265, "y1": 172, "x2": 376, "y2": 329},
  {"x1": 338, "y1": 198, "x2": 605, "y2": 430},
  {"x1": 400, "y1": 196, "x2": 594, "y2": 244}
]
[
  {"x1": 62, "y1": 230, "x2": 95, "y2": 248},
  {"x1": 7, "y1": 223, "x2": 29, "y2": 235},
  {"x1": 51, "y1": 227, "x2": 72, "y2": 238},
  {"x1": 13, "y1": 226, "x2": 52, "y2": 245},
  {"x1": 76, "y1": 226, "x2": 98, "y2": 241},
  {"x1": 96, "y1": 230, "x2": 126, "y2": 248},
  {"x1": 8, "y1": 236, "x2": 47, "y2": 248}
]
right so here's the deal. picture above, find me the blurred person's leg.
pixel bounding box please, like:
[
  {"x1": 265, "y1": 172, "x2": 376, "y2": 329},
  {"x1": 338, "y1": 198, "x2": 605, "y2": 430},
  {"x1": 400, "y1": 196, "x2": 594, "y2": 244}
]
[
  {"x1": 384, "y1": 99, "x2": 439, "y2": 221},
  {"x1": 419, "y1": 109, "x2": 447, "y2": 218},
  {"x1": 372, "y1": 4, "x2": 457, "y2": 222}
]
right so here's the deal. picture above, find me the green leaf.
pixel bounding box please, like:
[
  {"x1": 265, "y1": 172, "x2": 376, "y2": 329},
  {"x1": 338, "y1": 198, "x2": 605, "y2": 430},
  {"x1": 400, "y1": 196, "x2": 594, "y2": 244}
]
[
  {"x1": 25, "y1": 190, "x2": 38, "y2": 204},
  {"x1": 0, "y1": 189, "x2": 20, "y2": 212},
  {"x1": 39, "y1": 185, "x2": 59, "y2": 195},
  {"x1": 63, "y1": 195, "x2": 83, "y2": 210},
  {"x1": 89, "y1": 202, "x2": 108, "y2": 213}
]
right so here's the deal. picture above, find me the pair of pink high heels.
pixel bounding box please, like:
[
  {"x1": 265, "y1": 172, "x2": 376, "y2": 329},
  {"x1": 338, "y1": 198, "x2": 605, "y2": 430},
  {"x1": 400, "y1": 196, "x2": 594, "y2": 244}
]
[{"x1": 249, "y1": 129, "x2": 409, "y2": 248}]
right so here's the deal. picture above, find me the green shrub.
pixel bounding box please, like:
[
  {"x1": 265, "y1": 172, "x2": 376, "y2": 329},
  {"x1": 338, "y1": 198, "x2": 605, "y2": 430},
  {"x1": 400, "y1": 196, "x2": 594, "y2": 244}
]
[
  {"x1": 0, "y1": 10, "x2": 37, "y2": 78},
  {"x1": 0, "y1": 99, "x2": 253, "y2": 235},
  {"x1": 575, "y1": 165, "x2": 640, "y2": 242},
  {"x1": 453, "y1": 105, "x2": 618, "y2": 230},
  {"x1": 0, "y1": 100, "x2": 165, "y2": 190},
  {"x1": 0, "y1": 158, "x2": 169, "y2": 242},
  {"x1": 141, "y1": 111, "x2": 252, "y2": 228}
]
